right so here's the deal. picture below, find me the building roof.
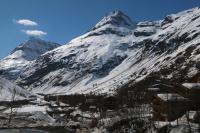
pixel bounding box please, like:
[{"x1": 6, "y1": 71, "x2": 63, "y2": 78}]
[
  {"x1": 157, "y1": 93, "x2": 188, "y2": 101},
  {"x1": 182, "y1": 83, "x2": 200, "y2": 90}
]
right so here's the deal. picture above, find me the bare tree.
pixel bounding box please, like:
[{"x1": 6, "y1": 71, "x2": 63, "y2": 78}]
[
  {"x1": 8, "y1": 87, "x2": 16, "y2": 127},
  {"x1": 0, "y1": 86, "x2": 3, "y2": 113}
]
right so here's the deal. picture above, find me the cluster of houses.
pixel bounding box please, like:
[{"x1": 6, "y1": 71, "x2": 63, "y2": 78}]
[
  {"x1": 38, "y1": 73, "x2": 200, "y2": 125},
  {"x1": 44, "y1": 94, "x2": 120, "y2": 118},
  {"x1": 145, "y1": 74, "x2": 200, "y2": 122}
]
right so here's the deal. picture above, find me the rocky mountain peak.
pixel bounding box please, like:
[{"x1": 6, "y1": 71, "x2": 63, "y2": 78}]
[
  {"x1": 11, "y1": 37, "x2": 60, "y2": 59},
  {"x1": 0, "y1": 38, "x2": 60, "y2": 80},
  {"x1": 93, "y1": 10, "x2": 135, "y2": 30}
]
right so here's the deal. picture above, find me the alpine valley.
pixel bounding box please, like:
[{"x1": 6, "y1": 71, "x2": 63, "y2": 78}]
[{"x1": 1, "y1": 7, "x2": 200, "y2": 132}]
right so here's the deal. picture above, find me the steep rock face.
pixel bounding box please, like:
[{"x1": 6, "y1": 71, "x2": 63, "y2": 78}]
[
  {"x1": 134, "y1": 21, "x2": 160, "y2": 37},
  {"x1": 0, "y1": 37, "x2": 60, "y2": 80},
  {"x1": 93, "y1": 10, "x2": 135, "y2": 29},
  {"x1": 17, "y1": 7, "x2": 200, "y2": 95}
]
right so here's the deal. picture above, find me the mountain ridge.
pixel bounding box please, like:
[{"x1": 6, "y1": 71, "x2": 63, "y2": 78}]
[{"x1": 1, "y1": 7, "x2": 200, "y2": 95}]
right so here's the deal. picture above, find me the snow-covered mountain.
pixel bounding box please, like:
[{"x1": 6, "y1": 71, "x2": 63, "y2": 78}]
[
  {"x1": 0, "y1": 37, "x2": 60, "y2": 80},
  {"x1": 15, "y1": 7, "x2": 200, "y2": 95},
  {"x1": 0, "y1": 77, "x2": 33, "y2": 101}
]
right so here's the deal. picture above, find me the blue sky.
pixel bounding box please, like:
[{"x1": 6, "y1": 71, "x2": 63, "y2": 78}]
[{"x1": 0, "y1": 0, "x2": 199, "y2": 58}]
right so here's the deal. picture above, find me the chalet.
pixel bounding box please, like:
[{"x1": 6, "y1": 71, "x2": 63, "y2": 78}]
[
  {"x1": 0, "y1": 99, "x2": 30, "y2": 107},
  {"x1": 103, "y1": 95, "x2": 119, "y2": 110},
  {"x1": 48, "y1": 101, "x2": 70, "y2": 108},
  {"x1": 146, "y1": 82, "x2": 200, "y2": 122},
  {"x1": 147, "y1": 93, "x2": 192, "y2": 121},
  {"x1": 189, "y1": 72, "x2": 200, "y2": 83},
  {"x1": 47, "y1": 101, "x2": 74, "y2": 118},
  {"x1": 85, "y1": 98, "x2": 97, "y2": 105},
  {"x1": 182, "y1": 83, "x2": 200, "y2": 100},
  {"x1": 89, "y1": 106, "x2": 98, "y2": 112},
  {"x1": 44, "y1": 94, "x2": 86, "y2": 107}
]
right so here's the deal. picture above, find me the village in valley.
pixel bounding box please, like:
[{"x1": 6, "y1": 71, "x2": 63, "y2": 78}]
[{"x1": 0, "y1": 72, "x2": 199, "y2": 132}]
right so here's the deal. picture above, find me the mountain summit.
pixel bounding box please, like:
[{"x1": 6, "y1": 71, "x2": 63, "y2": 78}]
[
  {"x1": 93, "y1": 10, "x2": 135, "y2": 30},
  {"x1": 0, "y1": 38, "x2": 60, "y2": 80},
  {"x1": 85, "y1": 10, "x2": 135, "y2": 38},
  {"x1": 11, "y1": 37, "x2": 60, "y2": 61}
]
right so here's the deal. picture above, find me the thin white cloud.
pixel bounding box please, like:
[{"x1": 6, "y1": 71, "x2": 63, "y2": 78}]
[
  {"x1": 22, "y1": 30, "x2": 47, "y2": 37},
  {"x1": 16, "y1": 19, "x2": 38, "y2": 26}
]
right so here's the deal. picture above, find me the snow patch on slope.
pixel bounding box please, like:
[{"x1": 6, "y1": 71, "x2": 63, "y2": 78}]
[{"x1": 0, "y1": 77, "x2": 33, "y2": 101}]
